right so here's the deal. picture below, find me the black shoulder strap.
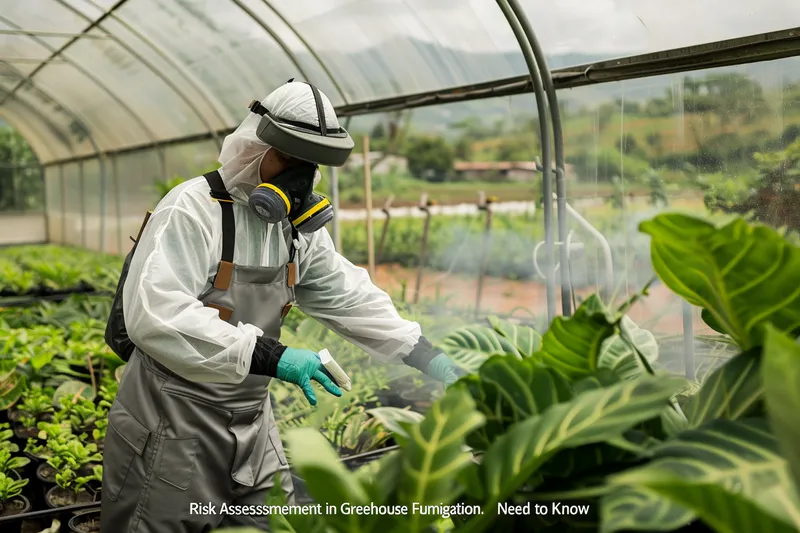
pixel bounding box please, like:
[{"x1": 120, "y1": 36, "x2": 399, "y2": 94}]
[
  {"x1": 203, "y1": 170, "x2": 235, "y2": 264},
  {"x1": 283, "y1": 220, "x2": 299, "y2": 263}
]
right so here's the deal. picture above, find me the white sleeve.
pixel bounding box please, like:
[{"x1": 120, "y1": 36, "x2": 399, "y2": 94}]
[
  {"x1": 122, "y1": 206, "x2": 263, "y2": 383},
  {"x1": 294, "y1": 228, "x2": 422, "y2": 364}
]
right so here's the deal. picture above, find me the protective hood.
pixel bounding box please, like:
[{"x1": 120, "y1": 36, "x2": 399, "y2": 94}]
[{"x1": 217, "y1": 82, "x2": 334, "y2": 204}]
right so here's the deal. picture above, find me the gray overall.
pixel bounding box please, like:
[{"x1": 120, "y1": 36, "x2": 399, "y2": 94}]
[{"x1": 100, "y1": 171, "x2": 297, "y2": 532}]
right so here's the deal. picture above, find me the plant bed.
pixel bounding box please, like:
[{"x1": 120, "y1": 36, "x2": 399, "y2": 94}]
[
  {"x1": 68, "y1": 508, "x2": 101, "y2": 533},
  {"x1": 45, "y1": 487, "x2": 94, "y2": 509}
]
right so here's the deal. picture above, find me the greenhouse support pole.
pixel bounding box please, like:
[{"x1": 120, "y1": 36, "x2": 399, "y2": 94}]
[
  {"x1": 682, "y1": 301, "x2": 696, "y2": 381},
  {"x1": 363, "y1": 136, "x2": 376, "y2": 280},
  {"x1": 475, "y1": 192, "x2": 495, "y2": 317},
  {"x1": 507, "y1": 0, "x2": 572, "y2": 316},
  {"x1": 330, "y1": 166, "x2": 342, "y2": 252},
  {"x1": 376, "y1": 195, "x2": 394, "y2": 264},
  {"x1": 495, "y1": 0, "x2": 556, "y2": 323},
  {"x1": 112, "y1": 156, "x2": 123, "y2": 255},
  {"x1": 79, "y1": 160, "x2": 86, "y2": 248},
  {"x1": 59, "y1": 164, "x2": 66, "y2": 244},
  {"x1": 414, "y1": 194, "x2": 433, "y2": 305}
]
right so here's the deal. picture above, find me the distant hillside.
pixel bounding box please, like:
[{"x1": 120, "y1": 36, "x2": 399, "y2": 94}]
[{"x1": 325, "y1": 37, "x2": 800, "y2": 136}]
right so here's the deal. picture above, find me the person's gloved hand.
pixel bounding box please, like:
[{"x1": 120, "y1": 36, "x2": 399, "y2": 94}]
[
  {"x1": 428, "y1": 353, "x2": 467, "y2": 387},
  {"x1": 276, "y1": 348, "x2": 342, "y2": 406}
]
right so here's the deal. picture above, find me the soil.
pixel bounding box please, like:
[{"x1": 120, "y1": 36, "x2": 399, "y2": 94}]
[
  {"x1": 37, "y1": 463, "x2": 56, "y2": 483},
  {"x1": 0, "y1": 495, "x2": 30, "y2": 517},
  {"x1": 13, "y1": 424, "x2": 39, "y2": 440},
  {"x1": 71, "y1": 516, "x2": 101, "y2": 533},
  {"x1": 46, "y1": 486, "x2": 93, "y2": 508},
  {"x1": 364, "y1": 263, "x2": 716, "y2": 338}
]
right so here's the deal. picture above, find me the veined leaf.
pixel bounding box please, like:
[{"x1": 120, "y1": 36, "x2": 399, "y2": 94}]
[
  {"x1": 439, "y1": 325, "x2": 519, "y2": 372},
  {"x1": 600, "y1": 486, "x2": 693, "y2": 533},
  {"x1": 462, "y1": 356, "x2": 573, "y2": 450},
  {"x1": 366, "y1": 407, "x2": 423, "y2": 439},
  {"x1": 536, "y1": 294, "x2": 617, "y2": 380},
  {"x1": 640, "y1": 481, "x2": 798, "y2": 533},
  {"x1": 605, "y1": 418, "x2": 797, "y2": 531},
  {"x1": 598, "y1": 316, "x2": 659, "y2": 381},
  {"x1": 396, "y1": 387, "x2": 485, "y2": 533},
  {"x1": 285, "y1": 428, "x2": 376, "y2": 532},
  {"x1": 762, "y1": 325, "x2": 800, "y2": 492},
  {"x1": 0, "y1": 370, "x2": 26, "y2": 410},
  {"x1": 684, "y1": 349, "x2": 763, "y2": 427},
  {"x1": 460, "y1": 376, "x2": 684, "y2": 532},
  {"x1": 640, "y1": 214, "x2": 800, "y2": 350},
  {"x1": 487, "y1": 316, "x2": 541, "y2": 357}
]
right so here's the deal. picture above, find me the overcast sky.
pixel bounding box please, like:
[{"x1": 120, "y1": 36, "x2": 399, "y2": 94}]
[{"x1": 278, "y1": 0, "x2": 799, "y2": 57}]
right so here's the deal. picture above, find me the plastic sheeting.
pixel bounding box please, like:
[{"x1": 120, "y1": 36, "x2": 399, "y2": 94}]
[{"x1": 2, "y1": 0, "x2": 797, "y2": 164}]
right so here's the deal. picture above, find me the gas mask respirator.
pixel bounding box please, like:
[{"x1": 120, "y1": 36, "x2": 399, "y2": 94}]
[
  {"x1": 249, "y1": 163, "x2": 333, "y2": 234},
  {"x1": 245, "y1": 79, "x2": 354, "y2": 233}
]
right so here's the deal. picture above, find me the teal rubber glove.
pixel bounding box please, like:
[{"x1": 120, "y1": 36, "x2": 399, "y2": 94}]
[
  {"x1": 277, "y1": 348, "x2": 342, "y2": 406},
  {"x1": 428, "y1": 353, "x2": 464, "y2": 387}
]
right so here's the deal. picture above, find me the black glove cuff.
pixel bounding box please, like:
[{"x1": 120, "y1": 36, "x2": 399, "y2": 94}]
[
  {"x1": 402, "y1": 335, "x2": 441, "y2": 373},
  {"x1": 250, "y1": 337, "x2": 287, "y2": 377}
]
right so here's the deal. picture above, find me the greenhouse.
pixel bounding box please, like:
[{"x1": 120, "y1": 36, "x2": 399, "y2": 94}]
[{"x1": 1, "y1": 0, "x2": 799, "y2": 532}]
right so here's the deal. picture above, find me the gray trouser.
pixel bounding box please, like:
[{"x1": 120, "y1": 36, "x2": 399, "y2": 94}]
[{"x1": 100, "y1": 352, "x2": 294, "y2": 532}]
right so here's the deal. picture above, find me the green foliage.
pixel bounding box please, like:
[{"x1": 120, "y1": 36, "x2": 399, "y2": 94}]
[
  {"x1": 404, "y1": 135, "x2": 455, "y2": 181},
  {"x1": 0, "y1": 471, "x2": 28, "y2": 502}
]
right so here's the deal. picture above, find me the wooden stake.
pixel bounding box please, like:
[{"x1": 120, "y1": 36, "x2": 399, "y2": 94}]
[{"x1": 363, "y1": 136, "x2": 376, "y2": 280}]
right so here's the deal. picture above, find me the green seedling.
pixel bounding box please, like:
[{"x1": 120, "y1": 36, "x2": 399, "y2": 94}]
[
  {"x1": 0, "y1": 472, "x2": 28, "y2": 506},
  {"x1": 0, "y1": 449, "x2": 30, "y2": 474},
  {"x1": 92, "y1": 416, "x2": 108, "y2": 443},
  {"x1": 47, "y1": 438, "x2": 102, "y2": 471},
  {"x1": 36, "y1": 421, "x2": 73, "y2": 441},
  {"x1": 24, "y1": 438, "x2": 52, "y2": 460},
  {"x1": 19, "y1": 388, "x2": 54, "y2": 422},
  {"x1": 0, "y1": 424, "x2": 18, "y2": 453}
]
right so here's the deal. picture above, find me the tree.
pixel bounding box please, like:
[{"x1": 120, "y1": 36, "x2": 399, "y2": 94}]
[
  {"x1": 404, "y1": 135, "x2": 455, "y2": 182},
  {"x1": 693, "y1": 138, "x2": 800, "y2": 234},
  {"x1": 0, "y1": 127, "x2": 41, "y2": 211}
]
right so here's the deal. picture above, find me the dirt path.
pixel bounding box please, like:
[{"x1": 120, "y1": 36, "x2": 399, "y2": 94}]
[{"x1": 364, "y1": 263, "x2": 713, "y2": 337}]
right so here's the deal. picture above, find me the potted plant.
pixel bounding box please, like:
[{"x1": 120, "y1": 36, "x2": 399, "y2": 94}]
[
  {"x1": 45, "y1": 465, "x2": 99, "y2": 508},
  {"x1": 0, "y1": 449, "x2": 30, "y2": 480},
  {"x1": 0, "y1": 423, "x2": 19, "y2": 453},
  {"x1": 68, "y1": 507, "x2": 102, "y2": 533},
  {"x1": 56, "y1": 396, "x2": 101, "y2": 437},
  {"x1": 0, "y1": 472, "x2": 31, "y2": 520},
  {"x1": 45, "y1": 437, "x2": 102, "y2": 487},
  {"x1": 24, "y1": 421, "x2": 71, "y2": 463}
]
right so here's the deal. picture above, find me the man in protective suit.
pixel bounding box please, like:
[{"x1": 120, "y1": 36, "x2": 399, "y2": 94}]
[{"x1": 99, "y1": 81, "x2": 465, "y2": 532}]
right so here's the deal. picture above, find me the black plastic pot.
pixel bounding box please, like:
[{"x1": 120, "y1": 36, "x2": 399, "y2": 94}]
[
  {"x1": 0, "y1": 494, "x2": 31, "y2": 532},
  {"x1": 68, "y1": 508, "x2": 101, "y2": 533},
  {"x1": 23, "y1": 450, "x2": 50, "y2": 465},
  {"x1": 12, "y1": 424, "x2": 38, "y2": 442},
  {"x1": 45, "y1": 486, "x2": 94, "y2": 509}
]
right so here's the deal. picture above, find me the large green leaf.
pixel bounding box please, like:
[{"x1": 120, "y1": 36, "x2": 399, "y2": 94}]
[
  {"x1": 638, "y1": 481, "x2": 798, "y2": 533},
  {"x1": 605, "y1": 418, "x2": 798, "y2": 532},
  {"x1": 684, "y1": 349, "x2": 763, "y2": 427},
  {"x1": 536, "y1": 294, "x2": 617, "y2": 380},
  {"x1": 366, "y1": 407, "x2": 424, "y2": 439},
  {"x1": 598, "y1": 316, "x2": 659, "y2": 380},
  {"x1": 284, "y1": 428, "x2": 375, "y2": 532},
  {"x1": 762, "y1": 325, "x2": 800, "y2": 492},
  {"x1": 462, "y1": 356, "x2": 573, "y2": 450},
  {"x1": 601, "y1": 486, "x2": 693, "y2": 533},
  {"x1": 640, "y1": 214, "x2": 800, "y2": 350},
  {"x1": 439, "y1": 325, "x2": 519, "y2": 372},
  {"x1": 487, "y1": 316, "x2": 541, "y2": 357},
  {"x1": 396, "y1": 387, "x2": 485, "y2": 533},
  {"x1": 52, "y1": 379, "x2": 95, "y2": 407},
  {"x1": 0, "y1": 367, "x2": 26, "y2": 410},
  {"x1": 460, "y1": 375, "x2": 684, "y2": 533}
]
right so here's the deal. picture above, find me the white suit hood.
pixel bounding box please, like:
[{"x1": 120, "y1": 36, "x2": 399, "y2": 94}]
[
  {"x1": 121, "y1": 82, "x2": 422, "y2": 384},
  {"x1": 217, "y1": 81, "x2": 335, "y2": 204}
]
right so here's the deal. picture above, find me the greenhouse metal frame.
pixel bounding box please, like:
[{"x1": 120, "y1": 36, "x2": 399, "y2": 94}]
[{"x1": 1, "y1": 0, "x2": 800, "y2": 321}]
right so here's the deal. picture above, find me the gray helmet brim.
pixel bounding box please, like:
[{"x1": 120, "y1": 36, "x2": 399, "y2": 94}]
[{"x1": 256, "y1": 115, "x2": 354, "y2": 168}]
